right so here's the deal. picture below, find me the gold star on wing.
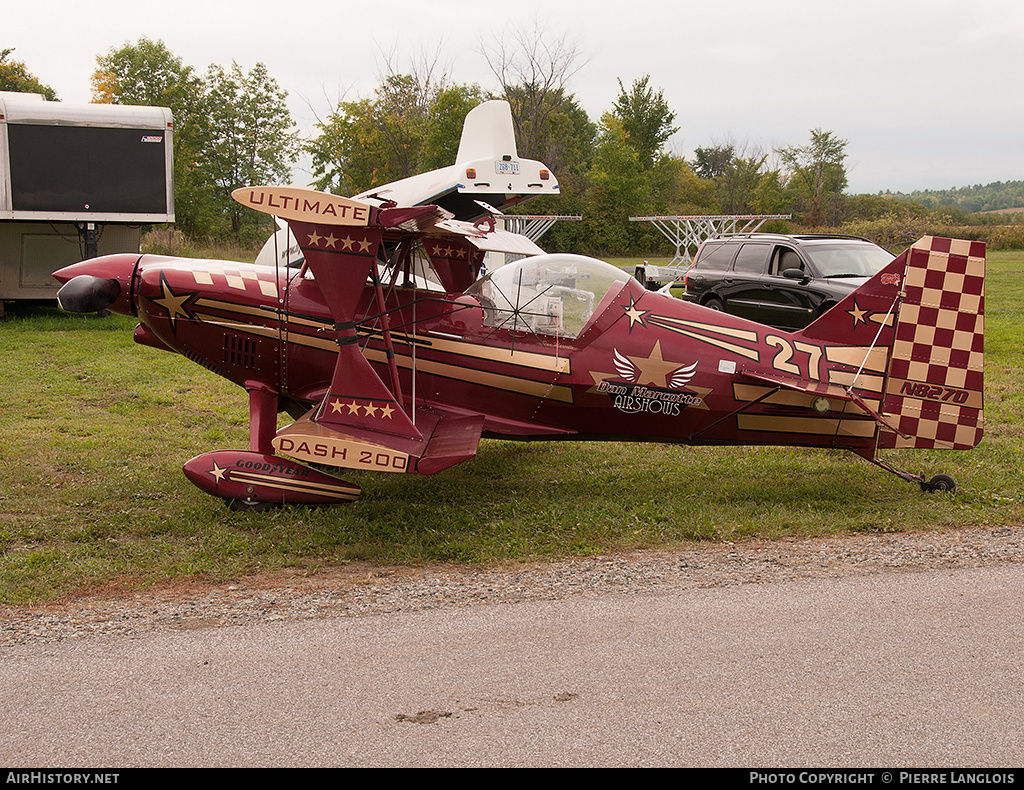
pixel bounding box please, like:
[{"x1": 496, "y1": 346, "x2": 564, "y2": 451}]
[
  {"x1": 379, "y1": 404, "x2": 394, "y2": 419},
  {"x1": 307, "y1": 230, "x2": 323, "y2": 247},
  {"x1": 623, "y1": 296, "x2": 649, "y2": 331},
  {"x1": 323, "y1": 233, "x2": 338, "y2": 248}
]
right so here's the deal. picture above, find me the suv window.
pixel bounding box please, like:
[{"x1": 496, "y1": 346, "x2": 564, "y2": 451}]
[
  {"x1": 803, "y1": 242, "x2": 894, "y2": 277},
  {"x1": 732, "y1": 243, "x2": 769, "y2": 274},
  {"x1": 693, "y1": 242, "x2": 734, "y2": 271},
  {"x1": 770, "y1": 246, "x2": 805, "y2": 276}
]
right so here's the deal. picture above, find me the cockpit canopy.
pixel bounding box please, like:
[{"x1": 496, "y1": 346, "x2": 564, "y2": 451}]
[{"x1": 465, "y1": 254, "x2": 632, "y2": 339}]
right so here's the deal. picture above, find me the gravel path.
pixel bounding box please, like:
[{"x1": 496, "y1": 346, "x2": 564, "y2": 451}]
[{"x1": 3, "y1": 524, "x2": 1023, "y2": 646}]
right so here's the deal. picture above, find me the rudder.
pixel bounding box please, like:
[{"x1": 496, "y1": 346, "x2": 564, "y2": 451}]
[{"x1": 879, "y1": 236, "x2": 985, "y2": 450}]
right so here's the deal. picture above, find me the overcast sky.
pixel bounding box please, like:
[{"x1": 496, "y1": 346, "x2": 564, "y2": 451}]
[{"x1": 7, "y1": 0, "x2": 1023, "y2": 194}]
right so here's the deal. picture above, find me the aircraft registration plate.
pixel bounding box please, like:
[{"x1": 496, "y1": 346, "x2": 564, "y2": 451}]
[{"x1": 495, "y1": 160, "x2": 520, "y2": 175}]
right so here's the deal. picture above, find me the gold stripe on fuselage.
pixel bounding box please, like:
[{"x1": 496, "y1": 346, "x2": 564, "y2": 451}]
[
  {"x1": 731, "y1": 383, "x2": 878, "y2": 414},
  {"x1": 645, "y1": 314, "x2": 762, "y2": 362},
  {"x1": 189, "y1": 303, "x2": 573, "y2": 402},
  {"x1": 736, "y1": 414, "x2": 876, "y2": 438}
]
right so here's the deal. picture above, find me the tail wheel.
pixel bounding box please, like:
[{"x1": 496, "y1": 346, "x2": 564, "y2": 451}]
[{"x1": 920, "y1": 474, "x2": 956, "y2": 493}]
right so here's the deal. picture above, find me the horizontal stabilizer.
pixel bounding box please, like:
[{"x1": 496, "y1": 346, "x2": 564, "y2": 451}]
[
  {"x1": 739, "y1": 369, "x2": 908, "y2": 437},
  {"x1": 739, "y1": 368, "x2": 854, "y2": 403},
  {"x1": 418, "y1": 415, "x2": 486, "y2": 475}
]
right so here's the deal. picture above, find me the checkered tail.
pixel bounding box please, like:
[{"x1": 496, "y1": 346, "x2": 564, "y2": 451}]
[{"x1": 878, "y1": 237, "x2": 985, "y2": 450}]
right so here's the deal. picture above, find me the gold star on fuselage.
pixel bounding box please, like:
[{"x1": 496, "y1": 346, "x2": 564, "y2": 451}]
[
  {"x1": 152, "y1": 275, "x2": 196, "y2": 332},
  {"x1": 628, "y1": 340, "x2": 684, "y2": 389},
  {"x1": 848, "y1": 300, "x2": 869, "y2": 327},
  {"x1": 623, "y1": 297, "x2": 649, "y2": 330}
]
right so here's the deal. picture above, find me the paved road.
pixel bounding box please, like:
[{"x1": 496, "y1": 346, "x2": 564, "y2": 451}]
[{"x1": 2, "y1": 563, "x2": 1022, "y2": 767}]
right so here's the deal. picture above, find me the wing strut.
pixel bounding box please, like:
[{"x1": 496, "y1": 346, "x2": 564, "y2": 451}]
[{"x1": 368, "y1": 256, "x2": 404, "y2": 406}]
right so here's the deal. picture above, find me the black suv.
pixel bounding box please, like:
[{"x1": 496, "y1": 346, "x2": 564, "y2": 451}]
[{"x1": 678, "y1": 234, "x2": 895, "y2": 330}]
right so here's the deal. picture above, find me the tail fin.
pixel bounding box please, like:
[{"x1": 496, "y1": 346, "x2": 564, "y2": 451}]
[
  {"x1": 879, "y1": 237, "x2": 985, "y2": 450},
  {"x1": 455, "y1": 100, "x2": 520, "y2": 162},
  {"x1": 800, "y1": 236, "x2": 985, "y2": 451}
]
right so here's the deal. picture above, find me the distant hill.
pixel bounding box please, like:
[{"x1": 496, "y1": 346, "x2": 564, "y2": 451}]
[{"x1": 886, "y1": 181, "x2": 1024, "y2": 213}]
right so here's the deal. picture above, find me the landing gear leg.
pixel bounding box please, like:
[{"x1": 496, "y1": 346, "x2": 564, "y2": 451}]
[{"x1": 866, "y1": 454, "x2": 956, "y2": 494}]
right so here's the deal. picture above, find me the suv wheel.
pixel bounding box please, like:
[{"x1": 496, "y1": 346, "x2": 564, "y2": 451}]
[{"x1": 703, "y1": 297, "x2": 724, "y2": 312}]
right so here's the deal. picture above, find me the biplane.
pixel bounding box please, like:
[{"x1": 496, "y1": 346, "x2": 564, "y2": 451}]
[{"x1": 52, "y1": 113, "x2": 984, "y2": 511}]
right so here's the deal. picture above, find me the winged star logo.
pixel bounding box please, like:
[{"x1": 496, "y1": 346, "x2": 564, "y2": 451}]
[{"x1": 612, "y1": 341, "x2": 698, "y2": 389}]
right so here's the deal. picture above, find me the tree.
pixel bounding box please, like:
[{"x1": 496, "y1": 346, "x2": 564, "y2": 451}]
[
  {"x1": 419, "y1": 84, "x2": 486, "y2": 172},
  {"x1": 778, "y1": 129, "x2": 848, "y2": 226},
  {"x1": 202, "y1": 62, "x2": 301, "y2": 240},
  {"x1": 503, "y1": 85, "x2": 596, "y2": 195},
  {"x1": 92, "y1": 38, "x2": 198, "y2": 107},
  {"x1": 611, "y1": 75, "x2": 678, "y2": 170},
  {"x1": 583, "y1": 113, "x2": 650, "y2": 254},
  {"x1": 750, "y1": 168, "x2": 787, "y2": 216},
  {"x1": 93, "y1": 41, "x2": 299, "y2": 241},
  {"x1": 307, "y1": 74, "x2": 482, "y2": 196},
  {"x1": 692, "y1": 143, "x2": 735, "y2": 180},
  {"x1": 0, "y1": 48, "x2": 58, "y2": 99},
  {"x1": 479, "y1": 21, "x2": 589, "y2": 163},
  {"x1": 716, "y1": 154, "x2": 769, "y2": 214}
]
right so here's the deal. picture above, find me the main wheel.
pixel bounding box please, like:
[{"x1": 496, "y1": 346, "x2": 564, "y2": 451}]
[{"x1": 227, "y1": 498, "x2": 281, "y2": 512}]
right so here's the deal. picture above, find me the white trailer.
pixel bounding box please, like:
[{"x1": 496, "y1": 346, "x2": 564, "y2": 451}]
[{"x1": 0, "y1": 91, "x2": 174, "y2": 317}]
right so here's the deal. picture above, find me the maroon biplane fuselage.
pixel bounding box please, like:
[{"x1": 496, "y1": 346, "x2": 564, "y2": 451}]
[{"x1": 53, "y1": 188, "x2": 985, "y2": 508}]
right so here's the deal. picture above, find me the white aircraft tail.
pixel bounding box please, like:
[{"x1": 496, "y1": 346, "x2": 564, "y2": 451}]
[
  {"x1": 455, "y1": 100, "x2": 519, "y2": 162},
  {"x1": 257, "y1": 100, "x2": 559, "y2": 268}
]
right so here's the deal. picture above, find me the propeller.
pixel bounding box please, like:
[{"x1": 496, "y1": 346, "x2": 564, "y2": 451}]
[{"x1": 56, "y1": 275, "x2": 121, "y2": 313}]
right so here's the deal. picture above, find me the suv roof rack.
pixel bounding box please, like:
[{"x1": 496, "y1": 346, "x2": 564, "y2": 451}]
[{"x1": 715, "y1": 232, "x2": 873, "y2": 243}]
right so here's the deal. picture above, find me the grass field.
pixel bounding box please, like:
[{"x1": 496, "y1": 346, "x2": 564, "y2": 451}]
[{"x1": 1, "y1": 251, "x2": 1021, "y2": 604}]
